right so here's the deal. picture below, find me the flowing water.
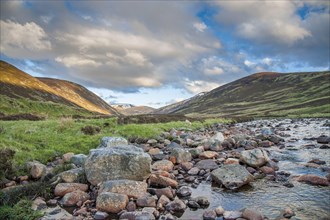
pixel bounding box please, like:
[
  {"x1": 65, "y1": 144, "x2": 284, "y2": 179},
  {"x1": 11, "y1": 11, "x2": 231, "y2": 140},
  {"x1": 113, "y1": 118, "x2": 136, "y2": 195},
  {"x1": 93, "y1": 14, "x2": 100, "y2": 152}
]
[{"x1": 181, "y1": 119, "x2": 330, "y2": 220}]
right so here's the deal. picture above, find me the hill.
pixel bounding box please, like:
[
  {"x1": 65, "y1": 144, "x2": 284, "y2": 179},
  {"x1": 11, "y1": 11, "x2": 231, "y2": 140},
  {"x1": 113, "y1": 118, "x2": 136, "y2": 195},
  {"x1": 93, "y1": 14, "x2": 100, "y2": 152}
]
[
  {"x1": 0, "y1": 60, "x2": 119, "y2": 117},
  {"x1": 111, "y1": 104, "x2": 155, "y2": 115},
  {"x1": 155, "y1": 71, "x2": 330, "y2": 118}
]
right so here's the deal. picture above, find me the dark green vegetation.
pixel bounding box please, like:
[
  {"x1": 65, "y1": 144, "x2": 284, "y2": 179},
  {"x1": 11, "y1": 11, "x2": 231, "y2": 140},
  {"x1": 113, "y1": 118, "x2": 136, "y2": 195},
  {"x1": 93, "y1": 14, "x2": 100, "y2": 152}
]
[
  {"x1": 0, "y1": 60, "x2": 119, "y2": 118},
  {"x1": 0, "y1": 199, "x2": 43, "y2": 220},
  {"x1": 156, "y1": 72, "x2": 330, "y2": 118},
  {"x1": 0, "y1": 117, "x2": 230, "y2": 166}
]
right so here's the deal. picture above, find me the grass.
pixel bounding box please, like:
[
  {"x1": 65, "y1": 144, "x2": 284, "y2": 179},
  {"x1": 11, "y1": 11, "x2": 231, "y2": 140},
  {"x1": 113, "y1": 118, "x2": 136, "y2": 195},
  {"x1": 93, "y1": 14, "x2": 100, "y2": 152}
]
[
  {"x1": 0, "y1": 117, "x2": 230, "y2": 166},
  {"x1": 0, "y1": 199, "x2": 43, "y2": 220}
]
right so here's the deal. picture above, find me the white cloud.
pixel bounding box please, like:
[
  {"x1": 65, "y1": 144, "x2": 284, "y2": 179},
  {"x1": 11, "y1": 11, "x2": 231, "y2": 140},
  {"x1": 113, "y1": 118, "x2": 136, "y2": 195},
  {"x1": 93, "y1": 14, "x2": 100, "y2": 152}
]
[
  {"x1": 55, "y1": 55, "x2": 101, "y2": 68},
  {"x1": 193, "y1": 22, "x2": 207, "y2": 32},
  {"x1": 204, "y1": 66, "x2": 224, "y2": 75},
  {"x1": 244, "y1": 60, "x2": 255, "y2": 67},
  {"x1": 184, "y1": 79, "x2": 221, "y2": 94},
  {"x1": 262, "y1": 57, "x2": 272, "y2": 66},
  {"x1": 0, "y1": 20, "x2": 51, "y2": 58}
]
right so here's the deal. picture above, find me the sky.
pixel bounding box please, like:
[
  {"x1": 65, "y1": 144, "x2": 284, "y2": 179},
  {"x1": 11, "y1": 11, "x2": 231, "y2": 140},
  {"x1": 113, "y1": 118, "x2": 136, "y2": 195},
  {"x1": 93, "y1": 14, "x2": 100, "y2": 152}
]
[{"x1": 1, "y1": 0, "x2": 329, "y2": 108}]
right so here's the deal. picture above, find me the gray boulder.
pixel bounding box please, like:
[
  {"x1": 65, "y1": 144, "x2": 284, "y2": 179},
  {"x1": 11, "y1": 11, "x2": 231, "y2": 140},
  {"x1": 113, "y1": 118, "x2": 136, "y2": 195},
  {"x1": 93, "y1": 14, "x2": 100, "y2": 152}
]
[
  {"x1": 70, "y1": 154, "x2": 87, "y2": 167},
  {"x1": 59, "y1": 168, "x2": 84, "y2": 183},
  {"x1": 169, "y1": 147, "x2": 192, "y2": 164},
  {"x1": 85, "y1": 145, "x2": 152, "y2": 185},
  {"x1": 211, "y1": 164, "x2": 254, "y2": 189},
  {"x1": 98, "y1": 137, "x2": 128, "y2": 148},
  {"x1": 240, "y1": 149, "x2": 270, "y2": 168}
]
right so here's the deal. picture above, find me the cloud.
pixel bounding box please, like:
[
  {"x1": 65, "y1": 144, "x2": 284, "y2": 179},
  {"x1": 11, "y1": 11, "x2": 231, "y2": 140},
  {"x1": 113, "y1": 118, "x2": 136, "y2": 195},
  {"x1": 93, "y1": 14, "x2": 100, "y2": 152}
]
[
  {"x1": 55, "y1": 55, "x2": 101, "y2": 68},
  {"x1": 193, "y1": 22, "x2": 207, "y2": 32},
  {"x1": 184, "y1": 79, "x2": 221, "y2": 94},
  {"x1": 0, "y1": 19, "x2": 51, "y2": 58},
  {"x1": 204, "y1": 66, "x2": 224, "y2": 75}
]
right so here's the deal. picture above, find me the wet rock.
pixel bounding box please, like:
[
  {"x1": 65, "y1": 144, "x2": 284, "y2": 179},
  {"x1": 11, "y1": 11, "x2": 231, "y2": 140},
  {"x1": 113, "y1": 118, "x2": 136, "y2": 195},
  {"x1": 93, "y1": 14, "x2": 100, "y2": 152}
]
[
  {"x1": 223, "y1": 210, "x2": 242, "y2": 220},
  {"x1": 176, "y1": 186, "x2": 192, "y2": 197},
  {"x1": 187, "y1": 200, "x2": 200, "y2": 209},
  {"x1": 59, "y1": 168, "x2": 84, "y2": 183},
  {"x1": 211, "y1": 164, "x2": 254, "y2": 189},
  {"x1": 143, "y1": 207, "x2": 159, "y2": 218},
  {"x1": 27, "y1": 161, "x2": 47, "y2": 179},
  {"x1": 215, "y1": 206, "x2": 225, "y2": 216},
  {"x1": 96, "y1": 192, "x2": 128, "y2": 213},
  {"x1": 320, "y1": 145, "x2": 330, "y2": 149},
  {"x1": 317, "y1": 135, "x2": 330, "y2": 144},
  {"x1": 195, "y1": 159, "x2": 218, "y2": 170},
  {"x1": 98, "y1": 137, "x2": 128, "y2": 148},
  {"x1": 237, "y1": 140, "x2": 258, "y2": 150},
  {"x1": 137, "y1": 195, "x2": 157, "y2": 207},
  {"x1": 127, "y1": 201, "x2": 137, "y2": 212},
  {"x1": 242, "y1": 208, "x2": 264, "y2": 220},
  {"x1": 240, "y1": 149, "x2": 270, "y2": 168},
  {"x1": 261, "y1": 128, "x2": 273, "y2": 136},
  {"x1": 199, "y1": 151, "x2": 219, "y2": 159},
  {"x1": 62, "y1": 152, "x2": 74, "y2": 163},
  {"x1": 259, "y1": 140, "x2": 273, "y2": 148},
  {"x1": 159, "y1": 213, "x2": 177, "y2": 220},
  {"x1": 85, "y1": 145, "x2": 152, "y2": 185},
  {"x1": 70, "y1": 154, "x2": 87, "y2": 167},
  {"x1": 94, "y1": 211, "x2": 109, "y2": 220},
  {"x1": 169, "y1": 147, "x2": 192, "y2": 164},
  {"x1": 32, "y1": 197, "x2": 47, "y2": 211},
  {"x1": 157, "y1": 195, "x2": 170, "y2": 209},
  {"x1": 193, "y1": 196, "x2": 210, "y2": 207},
  {"x1": 54, "y1": 183, "x2": 88, "y2": 197},
  {"x1": 152, "y1": 160, "x2": 174, "y2": 172},
  {"x1": 297, "y1": 174, "x2": 329, "y2": 186},
  {"x1": 99, "y1": 179, "x2": 147, "y2": 199},
  {"x1": 283, "y1": 207, "x2": 295, "y2": 218},
  {"x1": 184, "y1": 176, "x2": 196, "y2": 183},
  {"x1": 188, "y1": 167, "x2": 200, "y2": 175},
  {"x1": 268, "y1": 135, "x2": 283, "y2": 144},
  {"x1": 165, "y1": 198, "x2": 186, "y2": 212},
  {"x1": 61, "y1": 190, "x2": 90, "y2": 206},
  {"x1": 148, "y1": 174, "x2": 178, "y2": 188},
  {"x1": 308, "y1": 159, "x2": 326, "y2": 165},
  {"x1": 203, "y1": 210, "x2": 217, "y2": 220},
  {"x1": 119, "y1": 211, "x2": 155, "y2": 220},
  {"x1": 150, "y1": 187, "x2": 175, "y2": 199}
]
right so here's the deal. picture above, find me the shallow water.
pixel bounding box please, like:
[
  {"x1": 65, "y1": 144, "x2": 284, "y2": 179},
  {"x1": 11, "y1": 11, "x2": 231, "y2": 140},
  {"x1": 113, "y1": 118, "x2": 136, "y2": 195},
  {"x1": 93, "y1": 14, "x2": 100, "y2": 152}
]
[{"x1": 181, "y1": 119, "x2": 330, "y2": 220}]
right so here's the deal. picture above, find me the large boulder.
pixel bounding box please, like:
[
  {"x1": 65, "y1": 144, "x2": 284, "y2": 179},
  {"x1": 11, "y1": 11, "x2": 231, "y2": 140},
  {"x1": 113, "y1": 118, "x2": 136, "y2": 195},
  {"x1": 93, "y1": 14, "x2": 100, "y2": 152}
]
[
  {"x1": 99, "y1": 180, "x2": 148, "y2": 199},
  {"x1": 54, "y1": 183, "x2": 88, "y2": 197},
  {"x1": 98, "y1": 137, "x2": 128, "y2": 148},
  {"x1": 211, "y1": 164, "x2": 254, "y2": 189},
  {"x1": 85, "y1": 145, "x2": 152, "y2": 185},
  {"x1": 96, "y1": 192, "x2": 128, "y2": 213},
  {"x1": 240, "y1": 149, "x2": 270, "y2": 168}
]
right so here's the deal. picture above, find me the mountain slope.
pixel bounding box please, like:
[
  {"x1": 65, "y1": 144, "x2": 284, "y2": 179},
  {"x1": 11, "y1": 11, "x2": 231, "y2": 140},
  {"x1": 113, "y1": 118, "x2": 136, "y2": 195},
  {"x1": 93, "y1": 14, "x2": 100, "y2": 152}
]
[
  {"x1": 0, "y1": 60, "x2": 119, "y2": 116},
  {"x1": 155, "y1": 71, "x2": 330, "y2": 118}
]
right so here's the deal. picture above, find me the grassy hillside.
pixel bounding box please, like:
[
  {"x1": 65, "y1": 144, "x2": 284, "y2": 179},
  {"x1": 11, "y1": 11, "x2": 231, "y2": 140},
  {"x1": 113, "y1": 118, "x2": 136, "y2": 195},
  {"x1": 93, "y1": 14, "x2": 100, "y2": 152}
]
[
  {"x1": 156, "y1": 71, "x2": 330, "y2": 118},
  {"x1": 0, "y1": 61, "x2": 119, "y2": 117}
]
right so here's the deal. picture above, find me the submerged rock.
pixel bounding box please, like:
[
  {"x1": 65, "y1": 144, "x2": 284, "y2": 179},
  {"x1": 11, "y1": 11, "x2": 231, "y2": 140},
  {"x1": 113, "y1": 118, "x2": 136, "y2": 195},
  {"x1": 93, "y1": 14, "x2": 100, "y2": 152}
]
[
  {"x1": 85, "y1": 145, "x2": 152, "y2": 185},
  {"x1": 211, "y1": 164, "x2": 254, "y2": 189},
  {"x1": 297, "y1": 174, "x2": 329, "y2": 186}
]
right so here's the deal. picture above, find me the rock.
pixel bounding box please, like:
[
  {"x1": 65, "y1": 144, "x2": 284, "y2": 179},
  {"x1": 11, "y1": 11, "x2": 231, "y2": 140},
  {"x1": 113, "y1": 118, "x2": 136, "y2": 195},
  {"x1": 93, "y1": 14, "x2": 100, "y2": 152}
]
[
  {"x1": 147, "y1": 139, "x2": 158, "y2": 145},
  {"x1": 188, "y1": 167, "x2": 200, "y2": 175},
  {"x1": 142, "y1": 207, "x2": 159, "y2": 218},
  {"x1": 240, "y1": 149, "x2": 270, "y2": 168},
  {"x1": 127, "y1": 201, "x2": 137, "y2": 212},
  {"x1": 268, "y1": 135, "x2": 283, "y2": 144},
  {"x1": 94, "y1": 211, "x2": 109, "y2": 220},
  {"x1": 119, "y1": 211, "x2": 155, "y2": 220},
  {"x1": 157, "y1": 195, "x2": 170, "y2": 209},
  {"x1": 211, "y1": 132, "x2": 225, "y2": 142},
  {"x1": 194, "y1": 196, "x2": 210, "y2": 207},
  {"x1": 320, "y1": 145, "x2": 330, "y2": 149},
  {"x1": 283, "y1": 207, "x2": 295, "y2": 218},
  {"x1": 199, "y1": 151, "x2": 219, "y2": 159},
  {"x1": 85, "y1": 145, "x2": 152, "y2": 185},
  {"x1": 27, "y1": 161, "x2": 47, "y2": 179},
  {"x1": 195, "y1": 159, "x2": 218, "y2": 170},
  {"x1": 308, "y1": 159, "x2": 326, "y2": 165},
  {"x1": 39, "y1": 205, "x2": 73, "y2": 220},
  {"x1": 159, "y1": 213, "x2": 177, "y2": 220},
  {"x1": 74, "y1": 207, "x2": 88, "y2": 215},
  {"x1": 96, "y1": 192, "x2": 128, "y2": 213},
  {"x1": 32, "y1": 197, "x2": 47, "y2": 211},
  {"x1": 259, "y1": 140, "x2": 273, "y2": 148},
  {"x1": 224, "y1": 158, "x2": 240, "y2": 165},
  {"x1": 70, "y1": 154, "x2": 87, "y2": 167},
  {"x1": 99, "y1": 179, "x2": 148, "y2": 199},
  {"x1": 149, "y1": 148, "x2": 161, "y2": 155},
  {"x1": 187, "y1": 200, "x2": 200, "y2": 209},
  {"x1": 317, "y1": 135, "x2": 330, "y2": 144},
  {"x1": 98, "y1": 137, "x2": 128, "y2": 148},
  {"x1": 203, "y1": 210, "x2": 217, "y2": 220},
  {"x1": 223, "y1": 210, "x2": 242, "y2": 220},
  {"x1": 181, "y1": 162, "x2": 193, "y2": 171},
  {"x1": 242, "y1": 208, "x2": 264, "y2": 220},
  {"x1": 165, "y1": 198, "x2": 186, "y2": 212},
  {"x1": 188, "y1": 146, "x2": 204, "y2": 158},
  {"x1": 211, "y1": 164, "x2": 254, "y2": 189},
  {"x1": 46, "y1": 199, "x2": 58, "y2": 207},
  {"x1": 261, "y1": 128, "x2": 273, "y2": 136},
  {"x1": 62, "y1": 152, "x2": 74, "y2": 163},
  {"x1": 59, "y1": 168, "x2": 84, "y2": 183},
  {"x1": 148, "y1": 174, "x2": 178, "y2": 188},
  {"x1": 61, "y1": 190, "x2": 90, "y2": 206},
  {"x1": 54, "y1": 183, "x2": 88, "y2": 197},
  {"x1": 215, "y1": 206, "x2": 225, "y2": 216},
  {"x1": 297, "y1": 174, "x2": 329, "y2": 186},
  {"x1": 5, "y1": 181, "x2": 16, "y2": 187},
  {"x1": 18, "y1": 175, "x2": 29, "y2": 182},
  {"x1": 150, "y1": 187, "x2": 175, "y2": 199},
  {"x1": 152, "y1": 160, "x2": 174, "y2": 172},
  {"x1": 169, "y1": 148, "x2": 192, "y2": 164},
  {"x1": 260, "y1": 166, "x2": 275, "y2": 175},
  {"x1": 137, "y1": 195, "x2": 157, "y2": 207},
  {"x1": 176, "y1": 186, "x2": 192, "y2": 197}
]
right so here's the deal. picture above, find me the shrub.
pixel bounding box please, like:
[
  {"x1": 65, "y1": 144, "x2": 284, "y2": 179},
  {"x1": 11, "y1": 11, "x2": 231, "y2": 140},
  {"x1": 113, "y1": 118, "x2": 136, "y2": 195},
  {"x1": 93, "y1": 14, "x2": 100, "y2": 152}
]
[
  {"x1": 81, "y1": 125, "x2": 101, "y2": 135},
  {"x1": 0, "y1": 148, "x2": 15, "y2": 179}
]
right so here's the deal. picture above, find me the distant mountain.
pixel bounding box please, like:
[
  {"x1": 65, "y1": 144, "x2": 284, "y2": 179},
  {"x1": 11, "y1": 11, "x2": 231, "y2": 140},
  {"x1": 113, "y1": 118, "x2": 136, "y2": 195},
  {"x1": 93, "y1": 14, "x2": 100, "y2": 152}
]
[
  {"x1": 0, "y1": 60, "x2": 119, "y2": 117},
  {"x1": 111, "y1": 103, "x2": 155, "y2": 115},
  {"x1": 155, "y1": 71, "x2": 330, "y2": 118}
]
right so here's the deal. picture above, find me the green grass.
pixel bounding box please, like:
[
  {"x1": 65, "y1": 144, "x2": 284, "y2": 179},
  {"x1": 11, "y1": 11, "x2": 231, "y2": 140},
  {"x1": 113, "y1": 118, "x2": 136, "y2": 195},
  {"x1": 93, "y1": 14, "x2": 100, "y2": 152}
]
[
  {"x1": 0, "y1": 117, "x2": 230, "y2": 166},
  {"x1": 0, "y1": 199, "x2": 43, "y2": 220}
]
